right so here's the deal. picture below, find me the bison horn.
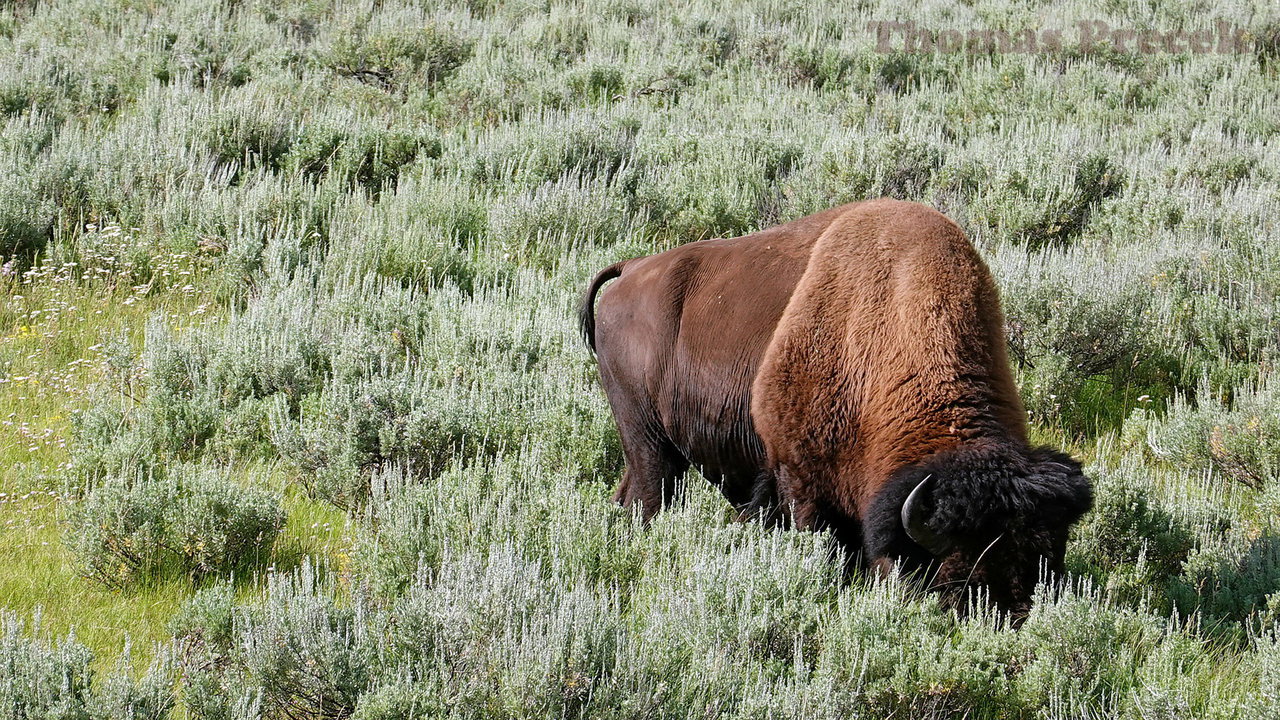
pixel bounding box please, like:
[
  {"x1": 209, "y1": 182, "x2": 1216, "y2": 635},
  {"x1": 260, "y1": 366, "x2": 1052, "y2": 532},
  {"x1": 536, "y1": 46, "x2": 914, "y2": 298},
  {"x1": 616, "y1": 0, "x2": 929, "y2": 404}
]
[{"x1": 901, "y1": 474, "x2": 953, "y2": 555}]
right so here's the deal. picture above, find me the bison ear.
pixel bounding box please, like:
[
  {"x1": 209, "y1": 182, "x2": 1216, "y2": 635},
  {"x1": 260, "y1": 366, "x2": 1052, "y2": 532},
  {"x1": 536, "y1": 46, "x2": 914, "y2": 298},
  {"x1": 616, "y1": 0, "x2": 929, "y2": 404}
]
[
  {"x1": 1027, "y1": 449, "x2": 1094, "y2": 522},
  {"x1": 901, "y1": 474, "x2": 953, "y2": 555}
]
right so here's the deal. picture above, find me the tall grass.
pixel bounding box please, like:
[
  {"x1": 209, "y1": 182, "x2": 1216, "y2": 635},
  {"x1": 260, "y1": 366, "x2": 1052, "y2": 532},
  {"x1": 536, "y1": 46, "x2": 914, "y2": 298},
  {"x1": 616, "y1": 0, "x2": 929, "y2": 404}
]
[{"x1": 1, "y1": 0, "x2": 1279, "y2": 716}]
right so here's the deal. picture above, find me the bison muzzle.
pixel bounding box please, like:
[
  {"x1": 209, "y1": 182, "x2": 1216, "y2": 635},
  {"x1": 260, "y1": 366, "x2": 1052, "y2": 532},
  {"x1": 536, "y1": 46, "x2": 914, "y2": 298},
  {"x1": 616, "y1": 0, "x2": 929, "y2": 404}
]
[{"x1": 580, "y1": 198, "x2": 1092, "y2": 620}]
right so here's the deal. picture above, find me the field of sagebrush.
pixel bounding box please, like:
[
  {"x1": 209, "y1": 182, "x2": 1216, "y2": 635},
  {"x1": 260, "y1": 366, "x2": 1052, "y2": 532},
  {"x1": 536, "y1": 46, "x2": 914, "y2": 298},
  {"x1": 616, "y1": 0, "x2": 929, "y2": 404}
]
[{"x1": 2, "y1": 0, "x2": 1280, "y2": 717}]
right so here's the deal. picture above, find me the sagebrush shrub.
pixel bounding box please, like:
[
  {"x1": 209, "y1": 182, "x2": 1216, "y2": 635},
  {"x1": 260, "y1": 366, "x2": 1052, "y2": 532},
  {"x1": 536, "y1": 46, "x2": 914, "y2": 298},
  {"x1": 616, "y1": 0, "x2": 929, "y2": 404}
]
[
  {"x1": 1067, "y1": 449, "x2": 1280, "y2": 629},
  {"x1": 200, "y1": 108, "x2": 293, "y2": 174},
  {"x1": 67, "y1": 465, "x2": 285, "y2": 587},
  {"x1": 1141, "y1": 376, "x2": 1280, "y2": 490},
  {"x1": 1257, "y1": 627, "x2": 1280, "y2": 717},
  {"x1": 295, "y1": 125, "x2": 442, "y2": 193},
  {"x1": 1016, "y1": 584, "x2": 1171, "y2": 711},
  {"x1": 354, "y1": 451, "x2": 637, "y2": 596},
  {"x1": 1068, "y1": 458, "x2": 1198, "y2": 584},
  {"x1": 814, "y1": 131, "x2": 945, "y2": 203},
  {"x1": 0, "y1": 614, "x2": 172, "y2": 720},
  {"x1": 631, "y1": 129, "x2": 804, "y2": 241},
  {"x1": 1173, "y1": 533, "x2": 1280, "y2": 627},
  {"x1": 0, "y1": 614, "x2": 94, "y2": 719},
  {"x1": 487, "y1": 175, "x2": 636, "y2": 268},
  {"x1": 992, "y1": 243, "x2": 1188, "y2": 432},
  {"x1": 325, "y1": 22, "x2": 473, "y2": 90},
  {"x1": 1017, "y1": 153, "x2": 1125, "y2": 250},
  {"x1": 184, "y1": 563, "x2": 378, "y2": 720},
  {"x1": 457, "y1": 111, "x2": 641, "y2": 187},
  {"x1": 186, "y1": 536, "x2": 1259, "y2": 719},
  {"x1": 0, "y1": 180, "x2": 50, "y2": 264},
  {"x1": 5, "y1": 0, "x2": 1280, "y2": 716}
]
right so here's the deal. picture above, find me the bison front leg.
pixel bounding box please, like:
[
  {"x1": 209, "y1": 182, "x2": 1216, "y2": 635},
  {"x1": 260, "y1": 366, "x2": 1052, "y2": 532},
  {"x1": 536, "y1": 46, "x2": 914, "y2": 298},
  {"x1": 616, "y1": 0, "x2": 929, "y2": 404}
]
[
  {"x1": 773, "y1": 464, "x2": 822, "y2": 530},
  {"x1": 614, "y1": 428, "x2": 689, "y2": 522}
]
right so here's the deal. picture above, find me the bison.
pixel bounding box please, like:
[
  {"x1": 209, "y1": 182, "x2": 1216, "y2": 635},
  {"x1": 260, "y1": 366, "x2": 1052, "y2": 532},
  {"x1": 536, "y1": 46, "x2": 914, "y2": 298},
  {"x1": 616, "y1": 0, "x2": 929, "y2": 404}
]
[{"x1": 579, "y1": 198, "x2": 1092, "y2": 618}]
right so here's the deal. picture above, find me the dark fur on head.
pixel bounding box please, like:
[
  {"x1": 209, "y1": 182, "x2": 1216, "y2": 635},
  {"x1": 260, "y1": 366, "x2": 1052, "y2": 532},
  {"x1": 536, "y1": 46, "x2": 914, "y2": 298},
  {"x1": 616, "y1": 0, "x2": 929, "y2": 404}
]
[{"x1": 865, "y1": 442, "x2": 1093, "y2": 621}]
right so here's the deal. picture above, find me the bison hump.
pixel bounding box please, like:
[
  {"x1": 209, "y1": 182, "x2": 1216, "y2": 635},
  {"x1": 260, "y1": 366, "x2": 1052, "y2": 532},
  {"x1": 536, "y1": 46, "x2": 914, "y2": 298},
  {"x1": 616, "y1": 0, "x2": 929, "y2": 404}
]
[{"x1": 749, "y1": 199, "x2": 1026, "y2": 512}]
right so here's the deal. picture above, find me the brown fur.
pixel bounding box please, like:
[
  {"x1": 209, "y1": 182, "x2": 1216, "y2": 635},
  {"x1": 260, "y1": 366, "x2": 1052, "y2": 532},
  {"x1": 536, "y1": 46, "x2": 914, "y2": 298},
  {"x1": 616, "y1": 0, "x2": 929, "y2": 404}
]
[
  {"x1": 751, "y1": 199, "x2": 1025, "y2": 527},
  {"x1": 585, "y1": 204, "x2": 846, "y2": 511},
  {"x1": 581, "y1": 198, "x2": 1092, "y2": 619}
]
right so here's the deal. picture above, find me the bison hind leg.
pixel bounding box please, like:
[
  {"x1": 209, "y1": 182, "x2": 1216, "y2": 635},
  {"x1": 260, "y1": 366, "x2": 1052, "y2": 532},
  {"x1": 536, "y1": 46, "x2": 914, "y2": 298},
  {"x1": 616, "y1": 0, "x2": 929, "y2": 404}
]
[
  {"x1": 613, "y1": 429, "x2": 690, "y2": 522},
  {"x1": 729, "y1": 469, "x2": 784, "y2": 525}
]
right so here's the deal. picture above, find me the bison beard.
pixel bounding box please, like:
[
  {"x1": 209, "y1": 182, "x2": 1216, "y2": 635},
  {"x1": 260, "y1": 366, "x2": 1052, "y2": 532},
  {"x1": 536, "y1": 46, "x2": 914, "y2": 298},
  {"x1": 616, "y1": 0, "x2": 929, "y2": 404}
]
[{"x1": 580, "y1": 198, "x2": 1092, "y2": 621}]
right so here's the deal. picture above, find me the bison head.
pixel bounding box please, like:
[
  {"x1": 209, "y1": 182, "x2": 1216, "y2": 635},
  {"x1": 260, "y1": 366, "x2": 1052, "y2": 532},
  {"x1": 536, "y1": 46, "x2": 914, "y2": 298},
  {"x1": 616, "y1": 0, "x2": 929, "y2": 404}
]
[{"x1": 890, "y1": 444, "x2": 1093, "y2": 623}]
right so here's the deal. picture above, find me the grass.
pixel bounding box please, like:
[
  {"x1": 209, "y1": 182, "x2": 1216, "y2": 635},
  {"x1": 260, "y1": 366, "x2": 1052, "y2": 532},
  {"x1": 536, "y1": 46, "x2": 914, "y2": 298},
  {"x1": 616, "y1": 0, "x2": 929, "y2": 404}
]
[
  {"x1": 0, "y1": 502, "x2": 184, "y2": 674},
  {"x1": 1, "y1": 0, "x2": 1280, "y2": 717},
  {"x1": 0, "y1": 433, "x2": 349, "y2": 679},
  {"x1": 0, "y1": 272, "x2": 349, "y2": 677}
]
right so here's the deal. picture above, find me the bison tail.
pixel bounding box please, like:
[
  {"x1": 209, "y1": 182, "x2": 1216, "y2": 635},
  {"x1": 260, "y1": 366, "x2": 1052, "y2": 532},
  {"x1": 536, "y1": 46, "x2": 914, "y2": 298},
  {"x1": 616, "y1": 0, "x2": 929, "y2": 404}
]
[{"x1": 579, "y1": 260, "x2": 626, "y2": 352}]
